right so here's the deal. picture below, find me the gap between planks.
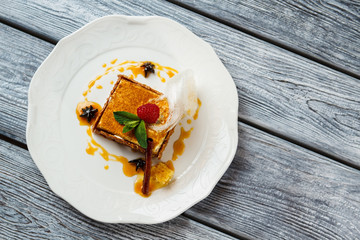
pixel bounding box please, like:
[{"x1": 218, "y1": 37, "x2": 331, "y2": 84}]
[
  {"x1": 238, "y1": 117, "x2": 360, "y2": 172},
  {"x1": 1, "y1": 9, "x2": 358, "y2": 238},
  {"x1": 183, "y1": 212, "x2": 251, "y2": 240},
  {"x1": 0, "y1": 16, "x2": 57, "y2": 45},
  {"x1": 0, "y1": 130, "x2": 245, "y2": 240},
  {"x1": 166, "y1": 0, "x2": 360, "y2": 81},
  {"x1": 0, "y1": 133, "x2": 27, "y2": 151},
  {"x1": 1, "y1": 14, "x2": 360, "y2": 183},
  {"x1": 1, "y1": 15, "x2": 360, "y2": 177},
  {"x1": 2, "y1": 2, "x2": 359, "y2": 81},
  {"x1": 2, "y1": 114, "x2": 360, "y2": 175}
]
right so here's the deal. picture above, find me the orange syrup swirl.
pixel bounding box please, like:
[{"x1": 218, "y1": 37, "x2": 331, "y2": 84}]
[{"x1": 77, "y1": 60, "x2": 187, "y2": 197}]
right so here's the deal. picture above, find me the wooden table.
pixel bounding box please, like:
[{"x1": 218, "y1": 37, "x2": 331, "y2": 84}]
[{"x1": 1, "y1": 1, "x2": 360, "y2": 239}]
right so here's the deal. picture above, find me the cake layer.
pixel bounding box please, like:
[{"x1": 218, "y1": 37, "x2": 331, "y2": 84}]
[{"x1": 93, "y1": 75, "x2": 174, "y2": 158}]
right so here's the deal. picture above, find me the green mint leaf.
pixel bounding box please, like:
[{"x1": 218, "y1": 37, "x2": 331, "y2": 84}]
[
  {"x1": 123, "y1": 125, "x2": 135, "y2": 133},
  {"x1": 135, "y1": 120, "x2": 147, "y2": 149},
  {"x1": 122, "y1": 120, "x2": 140, "y2": 133},
  {"x1": 113, "y1": 111, "x2": 140, "y2": 124},
  {"x1": 125, "y1": 120, "x2": 141, "y2": 128}
]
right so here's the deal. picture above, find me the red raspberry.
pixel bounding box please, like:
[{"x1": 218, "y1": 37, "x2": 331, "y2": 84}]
[{"x1": 137, "y1": 103, "x2": 160, "y2": 123}]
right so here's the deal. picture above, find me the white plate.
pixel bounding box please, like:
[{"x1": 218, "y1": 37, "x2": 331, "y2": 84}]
[{"x1": 26, "y1": 15, "x2": 238, "y2": 224}]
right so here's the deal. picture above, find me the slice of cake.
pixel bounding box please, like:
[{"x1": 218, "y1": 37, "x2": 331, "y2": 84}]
[{"x1": 93, "y1": 75, "x2": 174, "y2": 159}]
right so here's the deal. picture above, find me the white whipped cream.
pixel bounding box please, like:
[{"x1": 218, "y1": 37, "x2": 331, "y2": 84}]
[{"x1": 150, "y1": 70, "x2": 197, "y2": 131}]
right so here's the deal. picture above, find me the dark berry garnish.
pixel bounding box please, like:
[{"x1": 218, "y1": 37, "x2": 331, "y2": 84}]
[
  {"x1": 129, "y1": 158, "x2": 146, "y2": 171},
  {"x1": 141, "y1": 62, "x2": 155, "y2": 78},
  {"x1": 80, "y1": 105, "x2": 98, "y2": 122}
]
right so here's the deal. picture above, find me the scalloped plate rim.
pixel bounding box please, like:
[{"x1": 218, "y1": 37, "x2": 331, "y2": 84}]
[{"x1": 26, "y1": 15, "x2": 238, "y2": 224}]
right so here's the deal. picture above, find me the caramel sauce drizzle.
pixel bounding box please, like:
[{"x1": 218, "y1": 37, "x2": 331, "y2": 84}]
[
  {"x1": 134, "y1": 177, "x2": 150, "y2": 197},
  {"x1": 75, "y1": 101, "x2": 102, "y2": 126},
  {"x1": 126, "y1": 64, "x2": 146, "y2": 78},
  {"x1": 86, "y1": 142, "x2": 97, "y2": 155},
  {"x1": 82, "y1": 60, "x2": 178, "y2": 97},
  {"x1": 193, "y1": 98, "x2": 202, "y2": 120},
  {"x1": 82, "y1": 75, "x2": 102, "y2": 97},
  {"x1": 165, "y1": 160, "x2": 175, "y2": 171},
  {"x1": 170, "y1": 97, "x2": 202, "y2": 161},
  {"x1": 76, "y1": 59, "x2": 189, "y2": 197},
  {"x1": 76, "y1": 101, "x2": 134, "y2": 175},
  {"x1": 172, "y1": 127, "x2": 194, "y2": 161},
  {"x1": 167, "y1": 71, "x2": 175, "y2": 78},
  {"x1": 157, "y1": 71, "x2": 166, "y2": 83},
  {"x1": 85, "y1": 127, "x2": 142, "y2": 177}
]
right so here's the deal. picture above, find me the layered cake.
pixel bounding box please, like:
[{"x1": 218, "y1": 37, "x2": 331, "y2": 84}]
[{"x1": 93, "y1": 75, "x2": 175, "y2": 159}]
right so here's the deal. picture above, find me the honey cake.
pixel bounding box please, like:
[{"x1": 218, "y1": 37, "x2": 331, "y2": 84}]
[{"x1": 93, "y1": 75, "x2": 174, "y2": 159}]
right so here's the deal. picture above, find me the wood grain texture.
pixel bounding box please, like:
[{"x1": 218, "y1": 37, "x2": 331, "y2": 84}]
[
  {"x1": 1, "y1": 0, "x2": 360, "y2": 166},
  {"x1": 169, "y1": 0, "x2": 360, "y2": 77},
  {"x1": 0, "y1": 23, "x2": 53, "y2": 143},
  {"x1": 1, "y1": 3, "x2": 360, "y2": 238},
  {"x1": 2, "y1": 121, "x2": 360, "y2": 239},
  {"x1": 186, "y1": 122, "x2": 360, "y2": 239},
  {"x1": 0, "y1": 138, "x2": 237, "y2": 240}
]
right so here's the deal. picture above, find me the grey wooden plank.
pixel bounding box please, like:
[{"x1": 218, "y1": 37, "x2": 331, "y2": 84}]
[
  {"x1": 0, "y1": 1, "x2": 359, "y2": 238},
  {"x1": 0, "y1": 23, "x2": 240, "y2": 239},
  {"x1": 169, "y1": 0, "x2": 360, "y2": 78},
  {"x1": 0, "y1": 23, "x2": 53, "y2": 144},
  {"x1": 186, "y1": 122, "x2": 360, "y2": 239},
  {"x1": 1, "y1": 1, "x2": 360, "y2": 167},
  {"x1": 2, "y1": 121, "x2": 360, "y2": 239},
  {"x1": 0, "y1": 139, "x2": 237, "y2": 240}
]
